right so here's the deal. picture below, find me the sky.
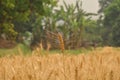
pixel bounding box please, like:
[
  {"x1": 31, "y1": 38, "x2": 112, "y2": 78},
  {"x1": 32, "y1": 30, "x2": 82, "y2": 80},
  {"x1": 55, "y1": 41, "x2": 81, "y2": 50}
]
[{"x1": 58, "y1": 0, "x2": 100, "y2": 13}]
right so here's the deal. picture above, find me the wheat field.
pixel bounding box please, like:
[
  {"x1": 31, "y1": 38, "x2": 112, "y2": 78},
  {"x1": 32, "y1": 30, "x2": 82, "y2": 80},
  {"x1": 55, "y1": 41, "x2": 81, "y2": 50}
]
[{"x1": 0, "y1": 47, "x2": 120, "y2": 80}]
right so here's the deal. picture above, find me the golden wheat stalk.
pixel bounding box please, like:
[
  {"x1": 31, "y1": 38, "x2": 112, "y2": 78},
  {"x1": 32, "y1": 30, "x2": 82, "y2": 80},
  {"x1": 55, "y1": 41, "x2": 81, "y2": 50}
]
[{"x1": 57, "y1": 32, "x2": 65, "y2": 53}]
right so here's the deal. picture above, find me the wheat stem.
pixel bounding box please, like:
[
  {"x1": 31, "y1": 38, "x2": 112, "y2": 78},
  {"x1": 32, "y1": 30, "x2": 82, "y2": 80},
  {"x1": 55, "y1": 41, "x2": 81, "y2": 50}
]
[{"x1": 57, "y1": 32, "x2": 65, "y2": 53}]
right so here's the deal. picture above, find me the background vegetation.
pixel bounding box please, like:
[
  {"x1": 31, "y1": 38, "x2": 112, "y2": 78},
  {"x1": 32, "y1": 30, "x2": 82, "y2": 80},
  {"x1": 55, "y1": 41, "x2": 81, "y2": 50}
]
[{"x1": 0, "y1": 0, "x2": 120, "y2": 53}]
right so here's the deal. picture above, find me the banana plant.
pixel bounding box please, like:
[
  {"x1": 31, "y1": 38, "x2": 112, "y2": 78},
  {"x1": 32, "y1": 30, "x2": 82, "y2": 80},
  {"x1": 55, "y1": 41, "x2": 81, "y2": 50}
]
[
  {"x1": 54, "y1": 0, "x2": 93, "y2": 49},
  {"x1": 32, "y1": 0, "x2": 97, "y2": 49}
]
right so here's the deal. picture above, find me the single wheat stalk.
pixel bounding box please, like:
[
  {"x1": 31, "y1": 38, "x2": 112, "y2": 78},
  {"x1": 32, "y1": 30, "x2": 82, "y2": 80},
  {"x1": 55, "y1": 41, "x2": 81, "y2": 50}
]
[
  {"x1": 18, "y1": 47, "x2": 23, "y2": 55},
  {"x1": 46, "y1": 42, "x2": 51, "y2": 51},
  {"x1": 46, "y1": 70, "x2": 54, "y2": 80},
  {"x1": 57, "y1": 32, "x2": 65, "y2": 53},
  {"x1": 75, "y1": 67, "x2": 78, "y2": 80}
]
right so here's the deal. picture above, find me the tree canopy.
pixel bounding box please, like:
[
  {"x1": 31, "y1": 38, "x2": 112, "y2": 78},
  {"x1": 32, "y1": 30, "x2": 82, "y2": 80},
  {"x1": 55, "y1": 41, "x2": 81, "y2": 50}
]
[
  {"x1": 103, "y1": 0, "x2": 120, "y2": 46},
  {"x1": 0, "y1": 0, "x2": 57, "y2": 40}
]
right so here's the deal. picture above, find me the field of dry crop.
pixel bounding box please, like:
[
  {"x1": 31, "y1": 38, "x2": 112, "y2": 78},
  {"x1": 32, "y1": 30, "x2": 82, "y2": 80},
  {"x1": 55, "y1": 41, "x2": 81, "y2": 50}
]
[{"x1": 0, "y1": 47, "x2": 120, "y2": 80}]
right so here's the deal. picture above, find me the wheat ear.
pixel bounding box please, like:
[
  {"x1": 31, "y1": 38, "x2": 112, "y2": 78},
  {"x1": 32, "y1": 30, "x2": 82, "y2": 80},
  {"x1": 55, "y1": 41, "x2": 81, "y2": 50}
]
[{"x1": 57, "y1": 32, "x2": 65, "y2": 53}]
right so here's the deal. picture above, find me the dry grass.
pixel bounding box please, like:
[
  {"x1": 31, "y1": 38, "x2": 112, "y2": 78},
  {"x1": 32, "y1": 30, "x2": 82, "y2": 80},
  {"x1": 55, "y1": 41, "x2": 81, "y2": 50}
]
[{"x1": 0, "y1": 47, "x2": 120, "y2": 80}]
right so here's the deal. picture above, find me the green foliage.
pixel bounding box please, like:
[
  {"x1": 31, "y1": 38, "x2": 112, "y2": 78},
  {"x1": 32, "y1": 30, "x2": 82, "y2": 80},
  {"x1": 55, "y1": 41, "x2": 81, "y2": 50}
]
[
  {"x1": 0, "y1": 44, "x2": 31, "y2": 57},
  {"x1": 0, "y1": 0, "x2": 16, "y2": 39},
  {"x1": 4, "y1": 23, "x2": 17, "y2": 39},
  {"x1": 0, "y1": 0, "x2": 105, "y2": 50},
  {"x1": 23, "y1": 31, "x2": 33, "y2": 47},
  {"x1": 112, "y1": 18, "x2": 120, "y2": 46},
  {"x1": 104, "y1": 0, "x2": 120, "y2": 27},
  {"x1": 84, "y1": 20, "x2": 103, "y2": 43},
  {"x1": 97, "y1": 0, "x2": 113, "y2": 43},
  {"x1": 0, "y1": 0, "x2": 57, "y2": 41},
  {"x1": 32, "y1": 0, "x2": 99, "y2": 49},
  {"x1": 103, "y1": 0, "x2": 120, "y2": 46},
  {"x1": 98, "y1": 0, "x2": 113, "y2": 13}
]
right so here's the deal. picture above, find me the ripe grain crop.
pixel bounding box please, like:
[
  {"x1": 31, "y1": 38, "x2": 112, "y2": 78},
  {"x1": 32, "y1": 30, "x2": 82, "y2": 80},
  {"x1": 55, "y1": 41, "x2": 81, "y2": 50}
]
[
  {"x1": 57, "y1": 32, "x2": 65, "y2": 53},
  {"x1": 0, "y1": 47, "x2": 120, "y2": 80}
]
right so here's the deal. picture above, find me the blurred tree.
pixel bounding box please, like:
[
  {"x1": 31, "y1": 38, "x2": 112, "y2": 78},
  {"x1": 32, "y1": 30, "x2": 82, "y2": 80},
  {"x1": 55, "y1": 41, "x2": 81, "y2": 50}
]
[
  {"x1": 0, "y1": 0, "x2": 57, "y2": 41},
  {"x1": 103, "y1": 0, "x2": 120, "y2": 46},
  {"x1": 38, "y1": 0, "x2": 98, "y2": 49},
  {"x1": 98, "y1": 0, "x2": 113, "y2": 13},
  {"x1": 84, "y1": 20, "x2": 103, "y2": 45},
  {"x1": 0, "y1": 0, "x2": 17, "y2": 40},
  {"x1": 97, "y1": 0, "x2": 113, "y2": 32},
  {"x1": 31, "y1": 0, "x2": 57, "y2": 49},
  {"x1": 97, "y1": 0, "x2": 113, "y2": 31},
  {"x1": 112, "y1": 18, "x2": 120, "y2": 46}
]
